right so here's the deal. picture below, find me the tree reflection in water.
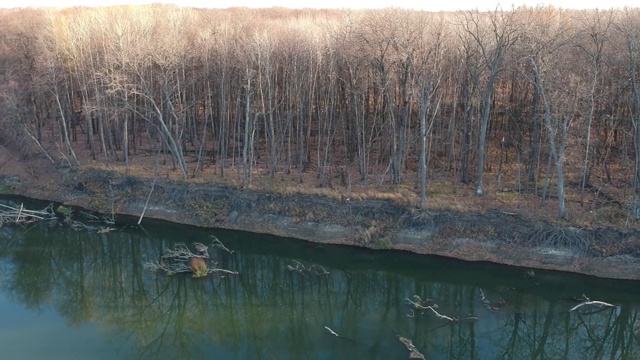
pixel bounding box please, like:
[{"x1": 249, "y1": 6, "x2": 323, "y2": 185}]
[{"x1": 1, "y1": 219, "x2": 639, "y2": 359}]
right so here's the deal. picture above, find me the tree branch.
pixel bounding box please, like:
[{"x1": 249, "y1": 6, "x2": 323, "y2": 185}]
[
  {"x1": 570, "y1": 298, "x2": 615, "y2": 312},
  {"x1": 404, "y1": 295, "x2": 456, "y2": 322}
]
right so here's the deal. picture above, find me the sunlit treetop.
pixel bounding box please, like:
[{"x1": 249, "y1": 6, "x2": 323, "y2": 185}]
[{"x1": 5, "y1": 0, "x2": 638, "y2": 11}]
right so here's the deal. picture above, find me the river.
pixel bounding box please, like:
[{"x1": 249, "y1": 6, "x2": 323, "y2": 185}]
[{"x1": 0, "y1": 197, "x2": 639, "y2": 359}]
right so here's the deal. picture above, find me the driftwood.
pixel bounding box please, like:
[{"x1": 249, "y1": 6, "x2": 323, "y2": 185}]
[
  {"x1": 479, "y1": 289, "x2": 507, "y2": 311},
  {"x1": 324, "y1": 326, "x2": 339, "y2": 337},
  {"x1": 569, "y1": 295, "x2": 615, "y2": 312},
  {"x1": 0, "y1": 203, "x2": 57, "y2": 226},
  {"x1": 570, "y1": 301, "x2": 615, "y2": 312},
  {"x1": 322, "y1": 325, "x2": 360, "y2": 345},
  {"x1": 0, "y1": 202, "x2": 118, "y2": 233},
  {"x1": 67, "y1": 218, "x2": 116, "y2": 233},
  {"x1": 286, "y1": 260, "x2": 330, "y2": 275},
  {"x1": 398, "y1": 337, "x2": 425, "y2": 360},
  {"x1": 144, "y1": 241, "x2": 238, "y2": 278},
  {"x1": 404, "y1": 295, "x2": 457, "y2": 322}
]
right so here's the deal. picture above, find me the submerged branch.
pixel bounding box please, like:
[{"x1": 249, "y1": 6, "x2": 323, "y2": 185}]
[
  {"x1": 161, "y1": 242, "x2": 208, "y2": 262},
  {"x1": 478, "y1": 288, "x2": 507, "y2": 311},
  {"x1": 424, "y1": 305, "x2": 456, "y2": 322},
  {"x1": 209, "y1": 268, "x2": 239, "y2": 275},
  {"x1": 324, "y1": 326, "x2": 339, "y2": 337},
  {"x1": 398, "y1": 337, "x2": 425, "y2": 360},
  {"x1": 210, "y1": 235, "x2": 234, "y2": 254},
  {"x1": 569, "y1": 295, "x2": 615, "y2": 312},
  {"x1": 143, "y1": 260, "x2": 186, "y2": 275},
  {"x1": 287, "y1": 260, "x2": 330, "y2": 275},
  {"x1": 404, "y1": 295, "x2": 456, "y2": 322}
]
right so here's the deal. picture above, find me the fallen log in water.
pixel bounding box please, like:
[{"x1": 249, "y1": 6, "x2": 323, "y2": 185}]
[
  {"x1": 0, "y1": 203, "x2": 57, "y2": 226},
  {"x1": 398, "y1": 337, "x2": 425, "y2": 359},
  {"x1": 144, "y1": 241, "x2": 239, "y2": 278}
]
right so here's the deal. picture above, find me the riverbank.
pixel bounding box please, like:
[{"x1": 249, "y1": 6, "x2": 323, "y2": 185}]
[{"x1": 1, "y1": 159, "x2": 639, "y2": 280}]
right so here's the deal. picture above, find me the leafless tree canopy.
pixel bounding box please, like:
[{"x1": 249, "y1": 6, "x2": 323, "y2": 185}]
[{"x1": 2, "y1": 6, "x2": 640, "y2": 220}]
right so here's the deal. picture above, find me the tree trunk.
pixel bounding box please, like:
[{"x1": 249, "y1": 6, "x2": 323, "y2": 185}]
[
  {"x1": 419, "y1": 82, "x2": 432, "y2": 208},
  {"x1": 242, "y1": 77, "x2": 252, "y2": 186},
  {"x1": 476, "y1": 71, "x2": 497, "y2": 196}
]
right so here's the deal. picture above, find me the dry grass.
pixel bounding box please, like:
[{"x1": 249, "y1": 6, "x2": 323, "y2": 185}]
[{"x1": 29, "y1": 133, "x2": 638, "y2": 230}]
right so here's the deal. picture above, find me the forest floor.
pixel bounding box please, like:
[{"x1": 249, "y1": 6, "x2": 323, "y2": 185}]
[
  {"x1": 40, "y1": 137, "x2": 640, "y2": 229},
  {"x1": 0, "y1": 131, "x2": 636, "y2": 230}
]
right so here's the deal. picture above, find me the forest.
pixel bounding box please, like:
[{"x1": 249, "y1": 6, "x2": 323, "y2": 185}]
[{"x1": 1, "y1": 5, "x2": 640, "y2": 224}]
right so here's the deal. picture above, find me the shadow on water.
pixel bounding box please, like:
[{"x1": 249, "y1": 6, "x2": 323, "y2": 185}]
[{"x1": 1, "y1": 198, "x2": 639, "y2": 359}]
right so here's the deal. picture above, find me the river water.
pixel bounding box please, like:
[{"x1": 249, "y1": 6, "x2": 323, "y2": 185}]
[{"x1": 0, "y1": 198, "x2": 639, "y2": 359}]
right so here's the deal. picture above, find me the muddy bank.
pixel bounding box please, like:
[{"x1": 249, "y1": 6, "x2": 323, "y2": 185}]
[{"x1": 2, "y1": 168, "x2": 640, "y2": 280}]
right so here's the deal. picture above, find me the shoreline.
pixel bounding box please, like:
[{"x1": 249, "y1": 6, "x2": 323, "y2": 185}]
[{"x1": 2, "y1": 167, "x2": 640, "y2": 280}]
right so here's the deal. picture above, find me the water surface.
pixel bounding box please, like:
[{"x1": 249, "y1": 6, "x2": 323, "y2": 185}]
[{"x1": 0, "y1": 199, "x2": 639, "y2": 359}]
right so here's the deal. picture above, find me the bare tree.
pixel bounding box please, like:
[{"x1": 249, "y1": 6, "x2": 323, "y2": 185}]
[
  {"x1": 521, "y1": 7, "x2": 575, "y2": 218},
  {"x1": 2, "y1": 5, "x2": 640, "y2": 222},
  {"x1": 617, "y1": 8, "x2": 640, "y2": 219},
  {"x1": 413, "y1": 14, "x2": 446, "y2": 207},
  {"x1": 575, "y1": 10, "x2": 613, "y2": 201},
  {"x1": 460, "y1": 8, "x2": 518, "y2": 196}
]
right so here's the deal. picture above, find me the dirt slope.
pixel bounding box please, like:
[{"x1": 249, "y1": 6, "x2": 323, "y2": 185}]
[{"x1": 1, "y1": 152, "x2": 639, "y2": 280}]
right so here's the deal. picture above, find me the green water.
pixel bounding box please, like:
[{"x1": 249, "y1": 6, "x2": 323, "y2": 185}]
[{"x1": 0, "y1": 199, "x2": 639, "y2": 359}]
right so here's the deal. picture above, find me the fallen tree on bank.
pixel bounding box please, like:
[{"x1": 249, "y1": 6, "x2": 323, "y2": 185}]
[
  {"x1": 0, "y1": 202, "x2": 57, "y2": 226},
  {"x1": 0, "y1": 201, "x2": 116, "y2": 233}
]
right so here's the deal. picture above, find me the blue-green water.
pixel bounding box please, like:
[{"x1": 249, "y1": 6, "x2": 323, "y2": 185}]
[{"x1": 1, "y1": 199, "x2": 639, "y2": 359}]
